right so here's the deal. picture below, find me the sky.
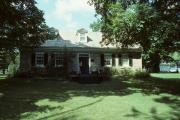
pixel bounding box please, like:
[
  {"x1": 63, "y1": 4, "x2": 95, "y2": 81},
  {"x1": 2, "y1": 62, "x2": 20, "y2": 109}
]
[{"x1": 36, "y1": 0, "x2": 97, "y2": 32}]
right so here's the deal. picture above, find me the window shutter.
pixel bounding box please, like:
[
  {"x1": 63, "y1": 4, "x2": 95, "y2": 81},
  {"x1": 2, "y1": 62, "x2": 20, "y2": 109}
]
[
  {"x1": 44, "y1": 53, "x2": 48, "y2": 66},
  {"x1": 51, "y1": 53, "x2": 55, "y2": 67},
  {"x1": 112, "y1": 54, "x2": 115, "y2": 66},
  {"x1": 129, "y1": 54, "x2": 133, "y2": 67},
  {"x1": 31, "y1": 53, "x2": 35, "y2": 66},
  {"x1": 101, "y1": 54, "x2": 104, "y2": 67},
  {"x1": 118, "y1": 54, "x2": 122, "y2": 66}
]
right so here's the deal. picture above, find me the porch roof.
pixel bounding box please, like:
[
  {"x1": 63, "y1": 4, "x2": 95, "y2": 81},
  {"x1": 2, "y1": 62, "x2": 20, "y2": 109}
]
[{"x1": 35, "y1": 46, "x2": 141, "y2": 53}]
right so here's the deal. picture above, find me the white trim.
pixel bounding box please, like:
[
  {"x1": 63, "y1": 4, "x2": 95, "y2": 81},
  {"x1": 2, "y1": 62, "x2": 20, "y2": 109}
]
[
  {"x1": 104, "y1": 54, "x2": 112, "y2": 67},
  {"x1": 79, "y1": 33, "x2": 87, "y2": 43},
  {"x1": 55, "y1": 53, "x2": 63, "y2": 67},
  {"x1": 115, "y1": 55, "x2": 119, "y2": 67},
  {"x1": 89, "y1": 53, "x2": 91, "y2": 74},
  {"x1": 79, "y1": 53, "x2": 89, "y2": 57}
]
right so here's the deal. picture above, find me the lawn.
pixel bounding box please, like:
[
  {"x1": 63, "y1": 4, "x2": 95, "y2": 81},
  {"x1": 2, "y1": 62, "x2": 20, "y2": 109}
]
[
  {"x1": 0, "y1": 74, "x2": 7, "y2": 80},
  {"x1": 0, "y1": 76, "x2": 180, "y2": 120},
  {"x1": 151, "y1": 73, "x2": 180, "y2": 79}
]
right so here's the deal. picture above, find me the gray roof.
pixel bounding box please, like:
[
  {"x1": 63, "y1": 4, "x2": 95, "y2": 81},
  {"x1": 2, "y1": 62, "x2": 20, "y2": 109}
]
[
  {"x1": 76, "y1": 28, "x2": 88, "y2": 34},
  {"x1": 41, "y1": 31, "x2": 140, "y2": 49}
]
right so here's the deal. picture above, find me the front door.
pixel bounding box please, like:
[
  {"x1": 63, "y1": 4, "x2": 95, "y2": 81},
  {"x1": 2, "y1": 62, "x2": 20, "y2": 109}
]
[{"x1": 79, "y1": 56, "x2": 89, "y2": 74}]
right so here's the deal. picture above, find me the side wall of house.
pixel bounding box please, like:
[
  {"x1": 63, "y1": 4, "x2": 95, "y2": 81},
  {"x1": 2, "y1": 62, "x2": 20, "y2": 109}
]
[{"x1": 132, "y1": 58, "x2": 142, "y2": 70}]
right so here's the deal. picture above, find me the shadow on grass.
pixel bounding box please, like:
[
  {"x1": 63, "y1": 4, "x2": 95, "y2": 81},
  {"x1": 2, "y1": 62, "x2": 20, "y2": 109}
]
[
  {"x1": 0, "y1": 76, "x2": 179, "y2": 120},
  {"x1": 123, "y1": 76, "x2": 180, "y2": 120},
  {"x1": 124, "y1": 106, "x2": 175, "y2": 120},
  {"x1": 37, "y1": 97, "x2": 104, "y2": 120}
]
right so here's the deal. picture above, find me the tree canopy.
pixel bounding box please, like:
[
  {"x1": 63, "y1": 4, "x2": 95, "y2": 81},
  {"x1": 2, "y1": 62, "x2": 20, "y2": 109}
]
[
  {"x1": 0, "y1": 0, "x2": 57, "y2": 68},
  {"x1": 89, "y1": 0, "x2": 180, "y2": 72}
]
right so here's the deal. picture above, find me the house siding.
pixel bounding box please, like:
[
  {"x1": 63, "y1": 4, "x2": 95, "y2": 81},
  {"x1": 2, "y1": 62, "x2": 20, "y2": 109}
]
[{"x1": 132, "y1": 58, "x2": 142, "y2": 69}]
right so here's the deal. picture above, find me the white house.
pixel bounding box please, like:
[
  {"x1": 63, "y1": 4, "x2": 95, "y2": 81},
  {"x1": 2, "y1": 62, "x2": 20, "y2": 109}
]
[{"x1": 20, "y1": 28, "x2": 142, "y2": 75}]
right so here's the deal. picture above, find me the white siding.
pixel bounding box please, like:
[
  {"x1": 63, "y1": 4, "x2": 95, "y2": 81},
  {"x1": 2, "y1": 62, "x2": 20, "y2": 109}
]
[{"x1": 132, "y1": 58, "x2": 142, "y2": 69}]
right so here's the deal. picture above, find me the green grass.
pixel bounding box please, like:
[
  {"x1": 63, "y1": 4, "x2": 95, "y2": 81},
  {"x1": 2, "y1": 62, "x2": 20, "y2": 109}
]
[
  {"x1": 0, "y1": 74, "x2": 7, "y2": 80},
  {"x1": 151, "y1": 73, "x2": 180, "y2": 79},
  {"x1": 0, "y1": 76, "x2": 180, "y2": 120}
]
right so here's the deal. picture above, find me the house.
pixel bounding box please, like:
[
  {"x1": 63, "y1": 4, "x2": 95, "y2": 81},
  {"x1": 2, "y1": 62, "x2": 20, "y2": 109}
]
[{"x1": 20, "y1": 28, "x2": 142, "y2": 75}]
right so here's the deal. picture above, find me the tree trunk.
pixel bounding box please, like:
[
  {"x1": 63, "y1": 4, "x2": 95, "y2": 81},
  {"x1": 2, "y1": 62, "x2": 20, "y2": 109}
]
[
  {"x1": 150, "y1": 52, "x2": 161, "y2": 73},
  {"x1": 152, "y1": 61, "x2": 160, "y2": 73}
]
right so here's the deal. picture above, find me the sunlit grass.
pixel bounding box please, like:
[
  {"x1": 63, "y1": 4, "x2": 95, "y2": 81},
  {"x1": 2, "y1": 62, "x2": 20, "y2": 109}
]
[
  {"x1": 0, "y1": 76, "x2": 180, "y2": 120},
  {"x1": 0, "y1": 74, "x2": 7, "y2": 80},
  {"x1": 151, "y1": 73, "x2": 180, "y2": 79},
  {"x1": 20, "y1": 93, "x2": 178, "y2": 120}
]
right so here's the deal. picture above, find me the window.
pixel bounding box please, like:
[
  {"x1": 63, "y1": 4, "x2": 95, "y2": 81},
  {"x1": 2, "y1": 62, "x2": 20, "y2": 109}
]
[
  {"x1": 122, "y1": 54, "x2": 129, "y2": 67},
  {"x1": 105, "y1": 54, "x2": 112, "y2": 66},
  {"x1": 105, "y1": 59, "x2": 111, "y2": 65},
  {"x1": 36, "y1": 53, "x2": 44, "y2": 67},
  {"x1": 80, "y1": 33, "x2": 86, "y2": 42},
  {"x1": 55, "y1": 53, "x2": 63, "y2": 67}
]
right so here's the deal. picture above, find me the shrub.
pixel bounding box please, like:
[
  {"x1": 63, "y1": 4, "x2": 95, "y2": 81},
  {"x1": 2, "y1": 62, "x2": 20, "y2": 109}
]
[
  {"x1": 118, "y1": 68, "x2": 135, "y2": 77},
  {"x1": 134, "y1": 70, "x2": 150, "y2": 78},
  {"x1": 102, "y1": 67, "x2": 112, "y2": 76},
  {"x1": 102, "y1": 67, "x2": 135, "y2": 77},
  {"x1": 101, "y1": 67, "x2": 150, "y2": 78},
  {"x1": 7, "y1": 54, "x2": 20, "y2": 77}
]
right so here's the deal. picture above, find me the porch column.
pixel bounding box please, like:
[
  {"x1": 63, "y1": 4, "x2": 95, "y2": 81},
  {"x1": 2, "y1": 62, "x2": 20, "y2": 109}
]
[
  {"x1": 115, "y1": 54, "x2": 119, "y2": 67},
  {"x1": 89, "y1": 53, "x2": 91, "y2": 74},
  {"x1": 48, "y1": 52, "x2": 51, "y2": 67}
]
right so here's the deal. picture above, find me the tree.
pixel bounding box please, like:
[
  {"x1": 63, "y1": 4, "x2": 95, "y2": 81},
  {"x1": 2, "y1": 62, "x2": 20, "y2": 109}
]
[
  {"x1": 47, "y1": 27, "x2": 60, "y2": 40},
  {"x1": 0, "y1": 0, "x2": 57, "y2": 68},
  {"x1": 89, "y1": 0, "x2": 180, "y2": 72},
  {"x1": 90, "y1": 19, "x2": 102, "y2": 32}
]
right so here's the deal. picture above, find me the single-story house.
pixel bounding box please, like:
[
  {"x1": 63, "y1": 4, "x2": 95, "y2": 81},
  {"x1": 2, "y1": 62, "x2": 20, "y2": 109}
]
[{"x1": 20, "y1": 28, "x2": 142, "y2": 75}]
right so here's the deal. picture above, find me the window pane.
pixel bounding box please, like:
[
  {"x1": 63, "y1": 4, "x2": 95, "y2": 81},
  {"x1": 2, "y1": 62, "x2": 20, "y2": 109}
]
[
  {"x1": 122, "y1": 59, "x2": 129, "y2": 66},
  {"x1": 36, "y1": 53, "x2": 44, "y2": 66},
  {"x1": 105, "y1": 59, "x2": 111, "y2": 65},
  {"x1": 80, "y1": 33, "x2": 86, "y2": 41},
  {"x1": 104, "y1": 54, "x2": 112, "y2": 66},
  {"x1": 80, "y1": 37, "x2": 85, "y2": 41},
  {"x1": 55, "y1": 54, "x2": 63, "y2": 67}
]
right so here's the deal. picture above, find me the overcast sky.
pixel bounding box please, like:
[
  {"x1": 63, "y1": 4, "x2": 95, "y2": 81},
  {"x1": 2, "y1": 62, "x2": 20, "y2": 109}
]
[{"x1": 36, "y1": 0, "x2": 96, "y2": 32}]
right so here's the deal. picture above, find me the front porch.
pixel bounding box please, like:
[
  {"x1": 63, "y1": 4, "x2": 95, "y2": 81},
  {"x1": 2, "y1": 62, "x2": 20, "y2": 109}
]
[{"x1": 20, "y1": 48, "x2": 142, "y2": 75}]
